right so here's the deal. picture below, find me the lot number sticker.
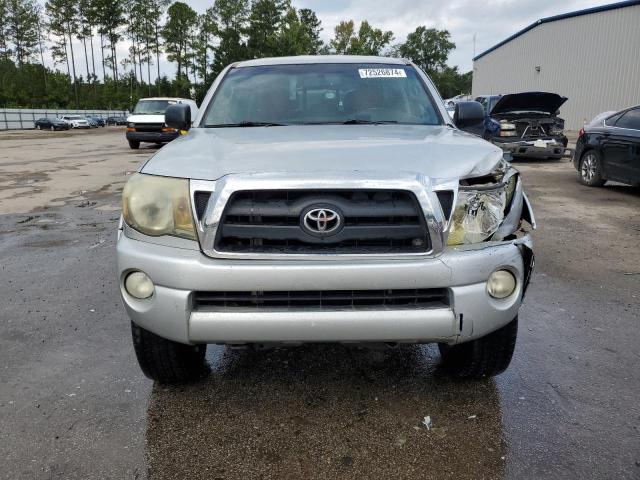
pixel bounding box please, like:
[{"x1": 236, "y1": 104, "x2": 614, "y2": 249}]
[{"x1": 358, "y1": 68, "x2": 407, "y2": 79}]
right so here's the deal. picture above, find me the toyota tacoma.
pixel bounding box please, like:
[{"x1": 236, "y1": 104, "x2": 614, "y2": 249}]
[{"x1": 117, "y1": 56, "x2": 536, "y2": 383}]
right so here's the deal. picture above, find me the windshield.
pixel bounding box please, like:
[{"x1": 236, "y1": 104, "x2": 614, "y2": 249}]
[
  {"x1": 133, "y1": 99, "x2": 174, "y2": 115},
  {"x1": 203, "y1": 63, "x2": 442, "y2": 127}
]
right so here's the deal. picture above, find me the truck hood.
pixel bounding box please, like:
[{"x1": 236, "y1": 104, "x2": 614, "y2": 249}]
[
  {"x1": 141, "y1": 125, "x2": 503, "y2": 181},
  {"x1": 127, "y1": 114, "x2": 166, "y2": 123},
  {"x1": 491, "y1": 92, "x2": 568, "y2": 115}
]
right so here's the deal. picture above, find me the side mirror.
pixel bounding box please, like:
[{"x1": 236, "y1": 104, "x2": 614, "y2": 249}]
[
  {"x1": 165, "y1": 104, "x2": 191, "y2": 131},
  {"x1": 453, "y1": 101, "x2": 485, "y2": 130}
]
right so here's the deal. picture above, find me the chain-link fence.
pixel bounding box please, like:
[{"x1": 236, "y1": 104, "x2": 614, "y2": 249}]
[{"x1": 0, "y1": 108, "x2": 129, "y2": 130}]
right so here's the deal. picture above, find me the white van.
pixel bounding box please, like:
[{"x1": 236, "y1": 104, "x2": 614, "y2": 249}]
[{"x1": 125, "y1": 97, "x2": 198, "y2": 149}]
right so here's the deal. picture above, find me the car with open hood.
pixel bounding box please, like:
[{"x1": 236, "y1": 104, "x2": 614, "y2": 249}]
[
  {"x1": 470, "y1": 92, "x2": 570, "y2": 159},
  {"x1": 117, "y1": 56, "x2": 536, "y2": 384}
]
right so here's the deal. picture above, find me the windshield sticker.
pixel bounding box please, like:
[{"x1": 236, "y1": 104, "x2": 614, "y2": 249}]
[{"x1": 358, "y1": 68, "x2": 407, "y2": 79}]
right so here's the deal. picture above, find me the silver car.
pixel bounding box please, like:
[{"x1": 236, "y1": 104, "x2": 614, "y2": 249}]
[{"x1": 117, "y1": 56, "x2": 535, "y2": 383}]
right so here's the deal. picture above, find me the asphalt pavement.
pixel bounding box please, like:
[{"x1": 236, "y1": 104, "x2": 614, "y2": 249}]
[{"x1": 0, "y1": 128, "x2": 639, "y2": 479}]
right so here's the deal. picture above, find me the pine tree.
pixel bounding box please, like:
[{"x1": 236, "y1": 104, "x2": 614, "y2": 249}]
[{"x1": 7, "y1": 0, "x2": 41, "y2": 66}]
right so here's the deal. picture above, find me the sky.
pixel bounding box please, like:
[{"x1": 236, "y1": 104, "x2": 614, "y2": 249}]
[{"x1": 41, "y1": 0, "x2": 612, "y2": 80}]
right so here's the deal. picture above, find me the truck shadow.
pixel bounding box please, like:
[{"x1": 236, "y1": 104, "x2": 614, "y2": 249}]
[{"x1": 144, "y1": 344, "x2": 505, "y2": 479}]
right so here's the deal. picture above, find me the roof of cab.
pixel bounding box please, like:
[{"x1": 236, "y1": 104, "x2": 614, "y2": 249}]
[{"x1": 234, "y1": 55, "x2": 411, "y2": 68}]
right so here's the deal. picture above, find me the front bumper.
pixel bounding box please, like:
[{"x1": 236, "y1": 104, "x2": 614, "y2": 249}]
[
  {"x1": 492, "y1": 137, "x2": 571, "y2": 158},
  {"x1": 117, "y1": 232, "x2": 532, "y2": 346},
  {"x1": 126, "y1": 130, "x2": 179, "y2": 143}
]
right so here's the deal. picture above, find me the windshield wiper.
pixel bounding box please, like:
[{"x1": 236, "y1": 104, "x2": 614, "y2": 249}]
[
  {"x1": 342, "y1": 119, "x2": 398, "y2": 125},
  {"x1": 205, "y1": 121, "x2": 287, "y2": 128}
]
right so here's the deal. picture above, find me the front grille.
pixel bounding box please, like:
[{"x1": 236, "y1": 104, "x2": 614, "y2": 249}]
[
  {"x1": 214, "y1": 189, "x2": 430, "y2": 254},
  {"x1": 516, "y1": 122, "x2": 547, "y2": 138},
  {"x1": 134, "y1": 123, "x2": 163, "y2": 132},
  {"x1": 193, "y1": 289, "x2": 449, "y2": 310}
]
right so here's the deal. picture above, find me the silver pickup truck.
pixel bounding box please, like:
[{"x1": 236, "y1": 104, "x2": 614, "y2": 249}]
[{"x1": 117, "y1": 56, "x2": 535, "y2": 383}]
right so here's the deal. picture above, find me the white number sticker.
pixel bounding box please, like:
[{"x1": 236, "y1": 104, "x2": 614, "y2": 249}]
[{"x1": 358, "y1": 68, "x2": 407, "y2": 79}]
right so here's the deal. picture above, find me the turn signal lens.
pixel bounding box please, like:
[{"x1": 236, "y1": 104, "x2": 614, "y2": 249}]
[{"x1": 487, "y1": 270, "x2": 517, "y2": 299}]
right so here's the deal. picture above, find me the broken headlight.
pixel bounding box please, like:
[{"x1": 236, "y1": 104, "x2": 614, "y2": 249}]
[
  {"x1": 447, "y1": 164, "x2": 518, "y2": 246},
  {"x1": 122, "y1": 173, "x2": 196, "y2": 240}
]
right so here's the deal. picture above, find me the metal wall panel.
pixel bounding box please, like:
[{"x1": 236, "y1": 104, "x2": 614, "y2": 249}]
[{"x1": 472, "y1": 5, "x2": 640, "y2": 130}]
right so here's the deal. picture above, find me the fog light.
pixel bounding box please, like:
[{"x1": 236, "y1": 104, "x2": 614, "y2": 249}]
[
  {"x1": 487, "y1": 270, "x2": 516, "y2": 299},
  {"x1": 124, "y1": 271, "x2": 154, "y2": 299}
]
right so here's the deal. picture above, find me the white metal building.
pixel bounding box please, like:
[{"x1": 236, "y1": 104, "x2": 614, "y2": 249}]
[{"x1": 472, "y1": 0, "x2": 640, "y2": 130}]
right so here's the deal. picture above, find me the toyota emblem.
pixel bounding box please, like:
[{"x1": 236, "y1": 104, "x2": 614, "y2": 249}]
[{"x1": 302, "y1": 207, "x2": 342, "y2": 235}]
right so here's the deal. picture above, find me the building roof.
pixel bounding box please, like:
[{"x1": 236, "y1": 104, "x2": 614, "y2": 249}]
[
  {"x1": 473, "y1": 0, "x2": 640, "y2": 61},
  {"x1": 235, "y1": 55, "x2": 409, "y2": 67}
]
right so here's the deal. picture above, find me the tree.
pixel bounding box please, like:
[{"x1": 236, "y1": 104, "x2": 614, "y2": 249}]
[
  {"x1": 46, "y1": 0, "x2": 79, "y2": 105},
  {"x1": 431, "y1": 66, "x2": 472, "y2": 99},
  {"x1": 298, "y1": 8, "x2": 323, "y2": 54},
  {"x1": 7, "y1": 0, "x2": 41, "y2": 66},
  {"x1": 162, "y1": 2, "x2": 198, "y2": 79},
  {"x1": 247, "y1": 0, "x2": 287, "y2": 58},
  {"x1": 145, "y1": 0, "x2": 171, "y2": 93},
  {"x1": 211, "y1": 0, "x2": 250, "y2": 78},
  {"x1": 397, "y1": 26, "x2": 455, "y2": 75},
  {"x1": 78, "y1": 0, "x2": 97, "y2": 82},
  {"x1": 92, "y1": 0, "x2": 125, "y2": 84},
  {"x1": 0, "y1": 1, "x2": 10, "y2": 61},
  {"x1": 192, "y1": 10, "x2": 217, "y2": 86},
  {"x1": 330, "y1": 20, "x2": 393, "y2": 56}
]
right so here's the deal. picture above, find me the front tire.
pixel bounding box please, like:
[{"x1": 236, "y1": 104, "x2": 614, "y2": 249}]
[
  {"x1": 128, "y1": 140, "x2": 140, "y2": 149},
  {"x1": 579, "y1": 150, "x2": 606, "y2": 186},
  {"x1": 131, "y1": 322, "x2": 208, "y2": 383},
  {"x1": 439, "y1": 316, "x2": 518, "y2": 379}
]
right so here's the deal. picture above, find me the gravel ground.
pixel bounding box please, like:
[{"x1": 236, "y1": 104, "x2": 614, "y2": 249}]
[{"x1": 0, "y1": 128, "x2": 639, "y2": 479}]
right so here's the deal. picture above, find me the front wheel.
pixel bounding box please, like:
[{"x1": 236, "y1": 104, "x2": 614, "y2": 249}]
[
  {"x1": 438, "y1": 316, "x2": 518, "y2": 379},
  {"x1": 579, "y1": 151, "x2": 606, "y2": 186},
  {"x1": 128, "y1": 140, "x2": 140, "y2": 149},
  {"x1": 131, "y1": 322, "x2": 208, "y2": 383}
]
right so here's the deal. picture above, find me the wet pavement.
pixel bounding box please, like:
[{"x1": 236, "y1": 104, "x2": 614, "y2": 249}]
[{"x1": 1, "y1": 129, "x2": 639, "y2": 479}]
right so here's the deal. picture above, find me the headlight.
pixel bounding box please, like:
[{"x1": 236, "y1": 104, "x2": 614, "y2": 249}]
[
  {"x1": 499, "y1": 120, "x2": 517, "y2": 137},
  {"x1": 549, "y1": 125, "x2": 563, "y2": 135},
  {"x1": 127, "y1": 122, "x2": 135, "y2": 128},
  {"x1": 447, "y1": 188, "x2": 506, "y2": 245},
  {"x1": 447, "y1": 163, "x2": 518, "y2": 245},
  {"x1": 122, "y1": 173, "x2": 196, "y2": 240}
]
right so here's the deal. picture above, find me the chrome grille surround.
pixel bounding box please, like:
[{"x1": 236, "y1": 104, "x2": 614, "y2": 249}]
[{"x1": 190, "y1": 172, "x2": 455, "y2": 260}]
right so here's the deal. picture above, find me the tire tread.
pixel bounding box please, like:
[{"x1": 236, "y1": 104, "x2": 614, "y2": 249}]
[
  {"x1": 439, "y1": 317, "x2": 518, "y2": 379},
  {"x1": 131, "y1": 322, "x2": 208, "y2": 384}
]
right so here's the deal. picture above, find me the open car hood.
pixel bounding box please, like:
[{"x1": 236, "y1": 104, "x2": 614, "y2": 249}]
[{"x1": 490, "y1": 92, "x2": 568, "y2": 115}]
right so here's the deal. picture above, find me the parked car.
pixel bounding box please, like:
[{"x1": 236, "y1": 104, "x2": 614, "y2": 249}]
[
  {"x1": 34, "y1": 117, "x2": 71, "y2": 131},
  {"x1": 118, "y1": 56, "x2": 535, "y2": 384},
  {"x1": 469, "y1": 92, "x2": 570, "y2": 159},
  {"x1": 86, "y1": 117, "x2": 98, "y2": 128},
  {"x1": 443, "y1": 94, "x2": 472, "y2": 108},
  {"x1": 106, "y1": 116, "x2": 128, "y2": 126},
  {"x1": 573, "y1": 105, "x2": 640, "y2": 187},
  {"x1": 59, "y1": 115, "x2": 91, "y2": 129},
  {"x1": 87, "y1": 116, "x2": 105, "y2": 127},
  {"x1": 125, "y1": 97, "x2": 199, "y2": 149},
  {"x1": 444, "y1": 102, "x2": 455, "y2": 119}
]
